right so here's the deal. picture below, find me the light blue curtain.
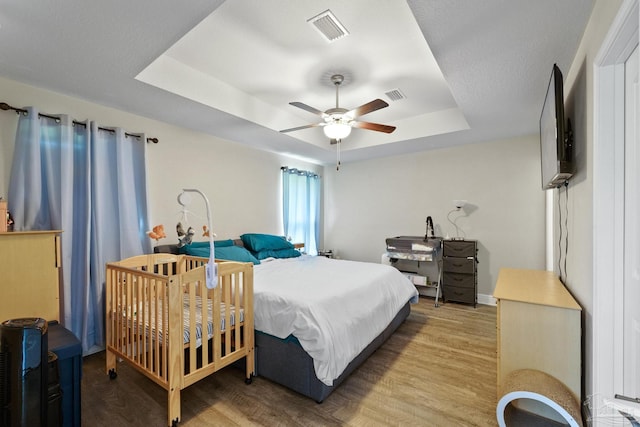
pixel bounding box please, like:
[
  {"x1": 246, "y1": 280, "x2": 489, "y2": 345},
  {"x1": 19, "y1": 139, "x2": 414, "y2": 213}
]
[
  {"x1": 8, "y1": 108, "x2": 151, "y2": 354},
  {"x1": 282, "y1": 167, "x2": 320, "y2": 255}
]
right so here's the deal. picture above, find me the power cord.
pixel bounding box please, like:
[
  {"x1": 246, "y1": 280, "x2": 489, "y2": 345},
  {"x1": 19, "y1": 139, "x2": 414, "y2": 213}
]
[
  {"x1": 447, "y1": 208, "x2": 466, "y2": 239},
  {"x1": 557, "y1": 181, "x2": 570, "y2": 283}
]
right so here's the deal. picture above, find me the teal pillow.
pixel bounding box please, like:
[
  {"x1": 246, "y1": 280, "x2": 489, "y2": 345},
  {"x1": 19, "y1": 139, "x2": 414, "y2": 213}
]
[
  {"x1": 178, "y1": 239, "x2": 234, "y2": 254},
  {"x1": 240, "y1": 233, "x2": 293, "y2": 252},
  {"x1": 254, "y1": 247, "x2": 301, "y2": 260},
  {"x1": 178, "y1": 241, "x2": 260, "y2": 264},
  {"x1": 213, "y1": 239, "x2": 235, "y2": 247},
  {"x1": 215, "y1": 246, "x2": 260, "y2": 265},
  {"x1": 179, "y1": 245, "x2": 210, "y2": 257}
]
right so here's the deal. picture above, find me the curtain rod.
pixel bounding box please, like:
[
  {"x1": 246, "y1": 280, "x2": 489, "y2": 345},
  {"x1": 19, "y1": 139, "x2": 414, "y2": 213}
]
[{"x1": 0, "y1": 101, "x2": 158, "y2": 144}]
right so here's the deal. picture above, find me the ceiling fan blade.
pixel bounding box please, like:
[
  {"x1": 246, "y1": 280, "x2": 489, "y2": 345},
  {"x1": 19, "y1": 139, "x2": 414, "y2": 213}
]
[
  {"x1": 289, "y1": 102, "x2": 326, "y2": 117},
  {"x1": 352, "y1": 121, "x2": 396, "y2": 133},
  {"x1": 280, "y1": 123, "x2": 320, "y2": 133},
  {"x1": 347, "y1": 99, "x2": 389, "y2": 118}
]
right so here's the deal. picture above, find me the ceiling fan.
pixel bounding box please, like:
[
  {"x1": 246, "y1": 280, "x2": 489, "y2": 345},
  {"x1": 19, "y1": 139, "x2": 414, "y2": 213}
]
[{"x1": 280, "y1": 74, "x2": 396, "y2": 144}]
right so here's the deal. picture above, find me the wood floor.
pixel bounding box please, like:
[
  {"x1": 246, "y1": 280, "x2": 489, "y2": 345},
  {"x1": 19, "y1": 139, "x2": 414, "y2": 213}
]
[{"x1": 81, "y1": 297, "x2": 498, "y2": 426}]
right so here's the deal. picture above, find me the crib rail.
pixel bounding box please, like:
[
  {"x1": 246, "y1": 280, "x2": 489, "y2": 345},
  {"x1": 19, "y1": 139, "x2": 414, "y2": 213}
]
[{"x1": 105, "y1": 254, "x2": 254, "y2": 425}]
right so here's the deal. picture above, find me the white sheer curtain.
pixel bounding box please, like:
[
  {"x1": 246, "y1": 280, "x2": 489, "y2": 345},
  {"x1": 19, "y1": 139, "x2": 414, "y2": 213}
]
[
  {"x1": 8, "y1": 108, "x2": 151, "y2": 354},
  {"x1": 282, "y1": 167, "x2": 320, "y2": 255}
]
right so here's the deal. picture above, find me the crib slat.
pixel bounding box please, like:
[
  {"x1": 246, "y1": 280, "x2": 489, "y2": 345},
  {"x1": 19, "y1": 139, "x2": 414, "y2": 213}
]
[
  {"x1": 152, "y1": 278, "x2": 160, "y2": 377},
  {"x1": 213, "y1": 276, "x2": 222, "y2": 367},
  {"x1": 233, "y1": 272, "x2": 241, "y2": 350},
  {"x1": 188, "y1": 280, "x2": 197, "y2": 374},
  {"x1": 201, "y1": 281, "x2": 209, "y2": 367}
]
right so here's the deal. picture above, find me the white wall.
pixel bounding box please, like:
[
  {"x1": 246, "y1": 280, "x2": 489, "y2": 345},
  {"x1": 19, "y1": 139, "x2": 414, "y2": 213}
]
[
  {"x1": 0, "y1": 76, "x2": 322, "y2": 243},
  {"x1": 560, "y1": 0, "x2": 624, "y2": 408},
  {"x1": 323, "y1": 135, "x2": 546, "y2": 299}
]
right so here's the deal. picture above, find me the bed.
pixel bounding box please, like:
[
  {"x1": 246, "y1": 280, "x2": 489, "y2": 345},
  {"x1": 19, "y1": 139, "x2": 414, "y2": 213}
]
[
  {"x1": 105, "y1": 253, "x2": 255, "y2": 427},
  {"x1": 155, "y1": 234, "x2": 419, "y2": 403}
]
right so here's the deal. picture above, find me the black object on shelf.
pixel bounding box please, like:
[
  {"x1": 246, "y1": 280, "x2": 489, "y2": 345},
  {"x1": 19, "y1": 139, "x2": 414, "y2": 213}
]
[
  {"x1": 318, "y1": 250, "x2": 334, "y2": 258},
  {"x1": 0, "y1": 317, "x2": 49, "y2": 427}
]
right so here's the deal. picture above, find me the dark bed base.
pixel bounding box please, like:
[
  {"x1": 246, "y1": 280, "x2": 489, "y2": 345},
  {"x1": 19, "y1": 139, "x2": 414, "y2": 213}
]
[{"x1": 254, "y1": 301, "x2": 412, "y2": 403}]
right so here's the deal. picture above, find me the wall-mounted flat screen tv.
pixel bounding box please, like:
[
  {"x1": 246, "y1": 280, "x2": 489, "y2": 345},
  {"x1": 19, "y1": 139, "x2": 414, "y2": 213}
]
[{"x1": 540, "y1": 64, "x2": 574, "y2": 190}]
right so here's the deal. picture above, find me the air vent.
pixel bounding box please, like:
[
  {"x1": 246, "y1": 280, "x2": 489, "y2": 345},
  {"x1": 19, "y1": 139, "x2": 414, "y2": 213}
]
[
  {"x1": 307, "y1": 10, "x2": 349, "y2": 43},
  {"x1": 385, "y1": 89, "x2": 406, "y2": 101}
]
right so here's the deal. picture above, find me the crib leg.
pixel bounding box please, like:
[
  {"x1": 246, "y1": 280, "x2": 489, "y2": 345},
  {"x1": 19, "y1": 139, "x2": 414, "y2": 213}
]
[
  {"x1": 168, "y1": 387, "x2": 180, "y2": 427},
  {"x1": 106, "y1": 348, "x2": 117, "y2": 377},
  {"x1": 245, "y1": 347, "x2": 255, "y2": 385}
]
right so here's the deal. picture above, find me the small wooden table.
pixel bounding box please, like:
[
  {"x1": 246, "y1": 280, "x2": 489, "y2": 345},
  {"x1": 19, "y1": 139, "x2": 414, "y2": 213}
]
[{"x1": 493, "y1": 268, "x2": 582, "y2": 403}]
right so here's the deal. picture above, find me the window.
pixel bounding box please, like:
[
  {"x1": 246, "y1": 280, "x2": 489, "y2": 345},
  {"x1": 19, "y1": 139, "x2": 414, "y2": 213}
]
[{"x1": 282, "y1": 167, "x2": 320, "y2": 255}]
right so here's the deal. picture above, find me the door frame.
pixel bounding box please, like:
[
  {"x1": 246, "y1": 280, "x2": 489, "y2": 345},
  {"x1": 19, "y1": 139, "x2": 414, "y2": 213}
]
[{"x1": 593, "y1": 0, "x2": 639, "y2": 418}]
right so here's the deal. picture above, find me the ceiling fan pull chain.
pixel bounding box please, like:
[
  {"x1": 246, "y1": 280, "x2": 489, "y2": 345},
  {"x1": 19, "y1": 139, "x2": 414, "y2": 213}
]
[{"x1": 336, "y1": 138, "x2": 341, "y2": 170}]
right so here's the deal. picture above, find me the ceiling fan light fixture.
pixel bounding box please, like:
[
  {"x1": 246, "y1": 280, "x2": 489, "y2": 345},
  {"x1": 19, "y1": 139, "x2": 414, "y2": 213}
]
[{"x1": 323, "y1": 122, "x2": 352, "y2": 139}]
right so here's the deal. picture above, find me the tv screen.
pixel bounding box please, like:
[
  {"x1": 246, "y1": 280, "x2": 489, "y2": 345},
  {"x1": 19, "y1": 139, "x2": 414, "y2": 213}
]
[{"x1": 540, "y1": 64, "x2": 573, "y2": 190}]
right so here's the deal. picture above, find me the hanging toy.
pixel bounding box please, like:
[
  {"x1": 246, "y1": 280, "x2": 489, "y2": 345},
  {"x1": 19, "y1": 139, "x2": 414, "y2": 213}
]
[
  {"x1": 202, "y1": 225, "x2": 218, "y2": 238},
  {"x1": 176, "y1": 222, "x2": 195, "y2": 247},
  {"x1": 147, "y1": 224, "x2": 166, "y2": 241}
]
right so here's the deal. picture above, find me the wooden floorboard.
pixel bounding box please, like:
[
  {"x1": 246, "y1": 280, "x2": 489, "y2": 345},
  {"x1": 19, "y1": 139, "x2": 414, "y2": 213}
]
[{"x1": 81, "y1": 297, "x2": 498, "y2": 426}]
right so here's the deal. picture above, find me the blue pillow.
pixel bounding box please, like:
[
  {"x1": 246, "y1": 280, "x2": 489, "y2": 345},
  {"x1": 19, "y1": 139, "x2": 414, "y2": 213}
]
[
  {"x1": 213, "y1": 239, "x2": 235, "y2": 247},
  {"x1": 179, "y1": 245, "x2": 208, "y2": 257},
  {"x1": 240, "y1": 233, "x2": 293, "y2": 252},
  {"x1": 254, "y1": 247, "x2": 301, "y2": 260},
  {"x1": 178, "y1": 240, "x2": 234, "y2": 253},
  {"x1": 178, "y1": 241, "x2": 260, "y2": 264},
  {"x1": 215, "y1": 246, "x2": 260, "y2": 264}
]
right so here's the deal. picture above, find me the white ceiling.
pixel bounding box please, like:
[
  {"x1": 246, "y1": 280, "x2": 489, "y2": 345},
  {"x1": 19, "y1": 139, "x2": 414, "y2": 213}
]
[{"x1": 0, "y1": 0, "x2": 594, "y2": 166}]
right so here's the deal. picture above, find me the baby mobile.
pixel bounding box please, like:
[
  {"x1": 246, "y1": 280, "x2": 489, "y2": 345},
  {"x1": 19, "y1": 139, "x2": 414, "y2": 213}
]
[{"x1": 145, "y1": 189, "x2": 218, "y2": 289}]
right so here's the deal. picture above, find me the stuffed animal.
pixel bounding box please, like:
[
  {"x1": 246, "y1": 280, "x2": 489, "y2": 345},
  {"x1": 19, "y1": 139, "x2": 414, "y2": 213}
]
[
  {"x1": 176, "y1": 222, "x2": 195, "y2": 247},
  {"x1": 202, "y1": 225, "x2": 218, "y2": 238},
  {"x1": 147, "y1": 224, "x2": 166, "y2": 241}
]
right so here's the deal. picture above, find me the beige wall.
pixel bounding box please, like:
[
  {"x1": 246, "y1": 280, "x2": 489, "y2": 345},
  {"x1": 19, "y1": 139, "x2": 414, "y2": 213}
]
[
  {"x1": 0, "y1": 76, "x2": 322, "y2": 243},
  {"x1": 324, "y1": 135, "x2": 546, "y2": 300},
  {"x1": 561, "y1": 0, "x2": 624, "y2": 405}
]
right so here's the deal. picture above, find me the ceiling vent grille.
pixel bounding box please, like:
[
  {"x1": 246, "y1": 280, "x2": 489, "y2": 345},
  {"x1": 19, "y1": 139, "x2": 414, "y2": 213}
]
[
  {"x1": 307, "y1": 10, "x2": 349, "y2": 43},
  {"x1": 385, "y1": 89, "x2": 406, "y2": 101}
]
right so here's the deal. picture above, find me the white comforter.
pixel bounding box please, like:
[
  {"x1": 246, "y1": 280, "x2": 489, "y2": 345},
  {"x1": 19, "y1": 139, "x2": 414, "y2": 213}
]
[{"x1": 253, "y1": 255, "x2": 419, "y2": 386}]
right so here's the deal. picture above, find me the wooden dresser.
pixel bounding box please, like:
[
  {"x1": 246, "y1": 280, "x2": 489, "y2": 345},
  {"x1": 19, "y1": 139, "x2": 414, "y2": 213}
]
[
  {"x1": 493, "y1": 268, "x2": 582, "y2": 402},
  {"x1": 0, "y1": 230, "x2": 62, "y2": 323}
]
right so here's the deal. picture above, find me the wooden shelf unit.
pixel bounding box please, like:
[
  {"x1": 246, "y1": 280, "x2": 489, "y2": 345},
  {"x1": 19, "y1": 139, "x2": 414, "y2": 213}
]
[{"x1": 493, "y1": 268, "x2": 582, "y2": 403}]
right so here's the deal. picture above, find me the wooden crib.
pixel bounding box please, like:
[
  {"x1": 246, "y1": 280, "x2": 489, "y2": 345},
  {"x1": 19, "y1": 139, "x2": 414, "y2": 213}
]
[{"x1": 105, "y1": 253, "x2": 254, "y2": 427}]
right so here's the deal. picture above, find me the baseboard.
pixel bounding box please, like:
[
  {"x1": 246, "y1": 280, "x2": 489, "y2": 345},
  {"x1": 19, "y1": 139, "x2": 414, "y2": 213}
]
[
  {"x1": 419, "y1": 290, "x2": 496, "y2": 306},
  {"x1": 478, "y1": 293, "x2": 497, "y2": 306}
]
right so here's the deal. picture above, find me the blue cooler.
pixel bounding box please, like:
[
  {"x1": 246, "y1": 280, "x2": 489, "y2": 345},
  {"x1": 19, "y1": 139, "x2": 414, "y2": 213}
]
[{"x1": 48, "y1": 322, "x2": 81, "y2": 427}]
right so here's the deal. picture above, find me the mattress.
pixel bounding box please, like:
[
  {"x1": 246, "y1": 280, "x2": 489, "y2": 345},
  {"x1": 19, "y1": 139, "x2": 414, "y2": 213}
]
[
  {"x1": 120, "y1": 294, "x2": 244, "y2": 348},
  {"x1": 253, "y1": 255, "x2": 418, "y2": 385}
]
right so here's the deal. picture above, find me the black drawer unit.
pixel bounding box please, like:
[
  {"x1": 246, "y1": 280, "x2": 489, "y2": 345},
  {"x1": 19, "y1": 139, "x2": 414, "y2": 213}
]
[{"x1": 442, "y1": 240, "x2": 478, "y2": 306}]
